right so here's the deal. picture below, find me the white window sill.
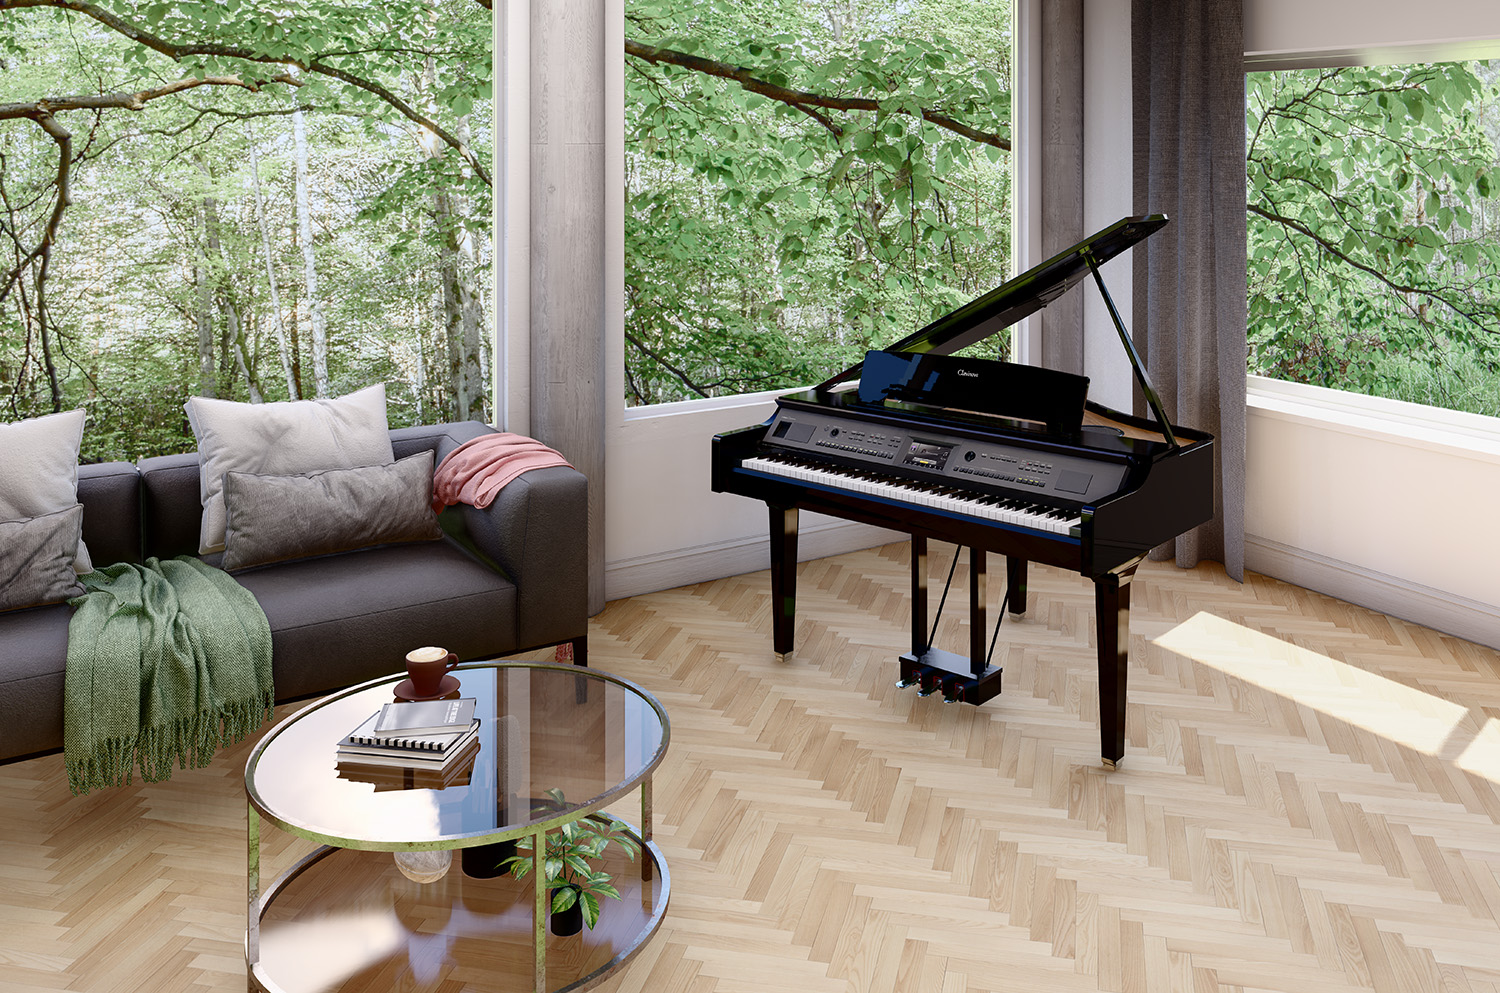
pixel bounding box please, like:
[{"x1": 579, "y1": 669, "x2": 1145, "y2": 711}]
[
  {"x1": 1247, "y1": 375, "x2": 1500, "y2": 465},
  {"x1": 622, "y1": 386, "x2": 803, "y2": 423}
]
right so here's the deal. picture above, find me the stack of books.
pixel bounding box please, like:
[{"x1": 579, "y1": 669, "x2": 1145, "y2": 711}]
[{"x1": 336, "y1": 698, "x2": 481, "y2": 791}]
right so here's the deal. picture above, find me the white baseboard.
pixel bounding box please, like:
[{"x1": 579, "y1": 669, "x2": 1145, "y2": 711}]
[
  {"x1": 1245, "y1": 534, "x2": 1500, "y2": 651},
  {"x1": 605, "y1": 521, "x2": 903, "y2": 601}
]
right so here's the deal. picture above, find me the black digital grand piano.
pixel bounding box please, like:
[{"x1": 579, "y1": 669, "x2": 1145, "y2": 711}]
[{"x1": 710, "y1": 215, "x2": 1214, "y2": 768}]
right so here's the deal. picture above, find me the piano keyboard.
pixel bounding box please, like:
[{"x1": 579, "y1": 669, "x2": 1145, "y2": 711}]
[{"x1": 742, "y1": 453, "x2": 1083, "y2": 537}]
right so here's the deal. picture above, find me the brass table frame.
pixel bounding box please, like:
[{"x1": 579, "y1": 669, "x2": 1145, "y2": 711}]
[{"x1": 245, "y1": 662, "x2": 670, "y2": 993}]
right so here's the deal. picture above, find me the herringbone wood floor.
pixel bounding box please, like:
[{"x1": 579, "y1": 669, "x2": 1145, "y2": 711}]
[{"x1": 3, "y1": 542, "x2": 1499, "y2": 992}]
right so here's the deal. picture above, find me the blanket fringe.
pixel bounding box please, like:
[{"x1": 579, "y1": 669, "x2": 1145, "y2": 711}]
[{"x1": 67, "y1": 690, "x2": 277, "y2": 796}]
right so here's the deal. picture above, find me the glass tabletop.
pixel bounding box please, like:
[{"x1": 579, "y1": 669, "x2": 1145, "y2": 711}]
[{"x1": 245, "y1": 662, "x2": 669, "y2": 850}]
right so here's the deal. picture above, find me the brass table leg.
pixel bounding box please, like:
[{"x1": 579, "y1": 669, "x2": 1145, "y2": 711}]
[
  {"x1": 246, "y1": 803, "x2": 260, "y2": 992},
  {"x1": 533, "y1": 828, "x2": 546, "y2": 993}
]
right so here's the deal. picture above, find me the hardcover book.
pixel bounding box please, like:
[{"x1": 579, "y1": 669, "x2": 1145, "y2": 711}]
[{"x1": 371, "y1": 698, "x2": 477, "y2": 737}]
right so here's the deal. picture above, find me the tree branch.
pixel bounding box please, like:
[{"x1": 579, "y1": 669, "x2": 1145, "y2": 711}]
[
  {"x1": 1250, "y1": 201, "x2": 1499, "y2": 335},
  {"x1": 625, "y1": 37, "x2": 1010, "y2": 151},
  {"x1": 0, "y1": 0, "x2": 491, "y2": 185},
  {"x1": 0, "y1": 75, "x2": 281, "y2": 120}
]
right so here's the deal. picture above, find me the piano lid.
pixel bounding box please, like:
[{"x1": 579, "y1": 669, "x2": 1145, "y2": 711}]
[{"x1": 816, "y1": 214, "x2": 1167, "y2": 394}]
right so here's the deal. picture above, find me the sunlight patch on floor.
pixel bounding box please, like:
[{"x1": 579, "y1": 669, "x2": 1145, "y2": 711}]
[{"x1": 1152, "y1": 611, "x2": 1500, "y2": 784}]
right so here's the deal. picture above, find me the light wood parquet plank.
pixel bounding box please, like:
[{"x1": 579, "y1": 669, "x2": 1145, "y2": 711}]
[{"x1": 2, "y1": 543, "x2": 1499, "y2": 992}]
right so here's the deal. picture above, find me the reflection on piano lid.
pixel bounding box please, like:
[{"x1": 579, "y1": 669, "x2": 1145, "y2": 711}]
[{"x1": 709, "y1": 213, "x2": 1216, "y2": 767}]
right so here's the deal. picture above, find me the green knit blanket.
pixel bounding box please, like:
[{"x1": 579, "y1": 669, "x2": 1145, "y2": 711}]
[{"x1": 65, "y1": 556, "x2": 274, "y2": 796}]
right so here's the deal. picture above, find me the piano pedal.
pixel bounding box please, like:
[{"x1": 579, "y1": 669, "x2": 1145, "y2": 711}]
[
  {"x1": 940, "y1": 675, "x2": 975, "y2": 703},
  {"x1": 900, "y1": 649, "x2": 1004, "y2": 706},
  {"x1": 897, "y1": 663, "x2": 937, "y2": 691}
]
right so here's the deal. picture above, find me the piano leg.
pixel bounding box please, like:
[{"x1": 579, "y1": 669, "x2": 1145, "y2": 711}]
[
  {"x1": 910, "y1": 536, "x2": 928, "y2": 657},
  {"x1": 1094, "y1": 558, "x2": 1141, "y2": 769},
  {"x1": 769, "y1": 505, "x2": 799, "y2": 661},
  {"x1": 1006, "y1": 557, "x2": 1028, "y2": 616},
  {"x1": 969, "y1": 547, "x2": 987, "y2": 676}
]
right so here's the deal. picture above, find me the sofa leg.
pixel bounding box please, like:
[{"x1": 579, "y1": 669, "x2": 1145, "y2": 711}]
[{"x1": 571, "y1": 634, "x2": 588, "y2": 668}]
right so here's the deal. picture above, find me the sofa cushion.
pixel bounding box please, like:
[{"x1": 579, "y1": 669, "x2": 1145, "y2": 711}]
[
  {"x1": 185, "y1": 384, "x2": 394, "y2": 555},
  {"x1": 222, "y1": 452, "x2": 442, "y2": 571},
  {"x1": 78, "y1": 462, "x2": 143, "y2": 567},
  {"x1": 231, "y1": 540, "x2": 517, "y2": 700},
  {"x1": 0, "y1": 507, "x2": 86, "y2": 611},
  {"x1": 0, "y1": 409, "x2": 93, "y2": 573},
  {"x1": 0, "y1": 603, "x2": 70, "y2": 760}
]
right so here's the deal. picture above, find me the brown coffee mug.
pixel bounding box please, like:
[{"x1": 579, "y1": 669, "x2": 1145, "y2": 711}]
[{"x1": 405, "y1": 646, "x2": 459, "y2": 697}]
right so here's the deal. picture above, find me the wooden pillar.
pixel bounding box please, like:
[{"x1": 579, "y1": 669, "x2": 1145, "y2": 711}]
[
  {"x1": 1040, "y1": 0, "x2": 1085, "y2": 376},
  {"x1": 530, "y1": 0, "x2": 607, "y2": 614}
]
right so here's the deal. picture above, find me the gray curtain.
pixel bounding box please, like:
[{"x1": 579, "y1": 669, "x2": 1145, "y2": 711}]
[
  {"x1": 1039, "y1": 0, "x2": 1084, "y2": 376},
  {"x1": 1131, "y1": 0, "x2": 1246, "y2": 582}
]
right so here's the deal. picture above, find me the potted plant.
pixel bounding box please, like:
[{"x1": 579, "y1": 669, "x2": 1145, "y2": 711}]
[{"x1": 502, "y1": 789, "x2": 641, "y2": 935}]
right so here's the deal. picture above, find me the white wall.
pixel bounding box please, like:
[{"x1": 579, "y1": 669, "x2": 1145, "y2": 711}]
[
  {"x1": 1246, "y1": 381, "x2": 1500, "y2": 646},
  {"x1": 1245, "y1": 0, "x2": 1500, "y2": 65},
  {"x1": 1239, "y1": 0, "x2": 1500, "y2": 648}
]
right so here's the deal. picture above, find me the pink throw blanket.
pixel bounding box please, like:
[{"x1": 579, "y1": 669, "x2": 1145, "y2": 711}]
[{"x1": 431, "y1": 433, "x2": 573, "y2": 512}]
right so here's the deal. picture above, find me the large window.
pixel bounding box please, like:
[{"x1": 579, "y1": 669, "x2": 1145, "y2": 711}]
[
  {"x1": 623, "y1": 0, "x2": 1014, "y2": 407},
  {"x1": 1246, "y1": 61, "x2": 1500, "y2": 417},
  {"x1": 0, "y1": 1, "x2": 493, "y2": 461}
]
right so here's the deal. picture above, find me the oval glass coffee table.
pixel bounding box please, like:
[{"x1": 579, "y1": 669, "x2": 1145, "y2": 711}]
[{"x1": 245, "y1": 662, "x2": 670, "y2": 993}]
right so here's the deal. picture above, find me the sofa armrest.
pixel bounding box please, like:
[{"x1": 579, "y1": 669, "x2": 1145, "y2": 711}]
[{"x1": 393, "y1": 422, "x2": 589, "y2": 652}]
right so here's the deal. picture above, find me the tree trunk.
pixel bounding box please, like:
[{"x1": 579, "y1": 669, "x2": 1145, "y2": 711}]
[
  {"x1": 420, "y1": 46, "x2": 486, "y2": 422},
  {"x1": 288, "y1": 282, "x2": 304, "y2": 399},
  {"x1": 196, "y1": 201, "x2": 217, "y2": 399},
  {"x1": 223, "y1": 298, "x2": 264, "y2": 403},
  {"x1": 413, "y1": 292, "x2": 426, "y2": 423},
  {"x1": 250, "y1": 137, "x2": 299, "y2": 400},
  {"x1": 201, "y1": 194, "x2": 263, "y2": 403},
  {"x1": 292, "y1": 105, "x2": 329, "y2": 397},
  {"x1": 432, "y1": 172, "x2": 485, "y2": 418}
]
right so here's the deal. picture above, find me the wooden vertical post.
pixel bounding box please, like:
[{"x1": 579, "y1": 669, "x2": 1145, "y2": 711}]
[{"x1": 530, "y1": 0, "x2": 607, "y2": 615}]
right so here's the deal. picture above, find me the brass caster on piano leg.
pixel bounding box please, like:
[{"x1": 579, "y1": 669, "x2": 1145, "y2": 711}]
[
  {"x1": 775, "y1": 651, "x2": 791, "y2": 664},
  {"x1": 1101, "y1": 757, "x2": 1118, "y2": 771}
]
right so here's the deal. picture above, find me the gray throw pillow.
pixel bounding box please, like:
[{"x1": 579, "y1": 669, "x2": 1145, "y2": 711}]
[
  {"x1": 221, "y1": 451, "x2": 442, "y2": 571},
  {"x1": 185, "y1": 384, "x2": 395, "y2": 555},
  {"x1": 0, "y1": 505, "x2": 87, "y2": 611},
  {"x1": 0, "y1": 409, "x2": 93, "y2": 574}
]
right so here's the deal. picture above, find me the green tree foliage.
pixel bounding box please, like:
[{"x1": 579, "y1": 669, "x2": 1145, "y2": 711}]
[
  {"x1": 1247, "y1": 62, "x2": 1500, "y2": 415},
  {"x1": 624, "y1": 0, "x2": 1013, "y2": 405},
  {"x1": 0, "y1": 0, "x2": 491, "y2": 459}
]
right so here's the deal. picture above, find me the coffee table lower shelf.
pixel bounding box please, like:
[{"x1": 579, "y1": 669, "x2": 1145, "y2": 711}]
[{"x1": 248, "y1": 830, "x2": 668, "y2": 993}]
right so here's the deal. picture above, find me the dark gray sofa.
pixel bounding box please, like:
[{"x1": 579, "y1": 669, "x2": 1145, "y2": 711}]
[{"x1": 0, "y1": 421, "x2": 588, "y2": 763}]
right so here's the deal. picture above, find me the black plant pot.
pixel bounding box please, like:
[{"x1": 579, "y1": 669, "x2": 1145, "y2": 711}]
[
  {"x1": 550, "y1": 890, "x2": 584, "y2": 936},
  {"x1": 461, "y1": 839, "x2": 516, "y2": 878}
]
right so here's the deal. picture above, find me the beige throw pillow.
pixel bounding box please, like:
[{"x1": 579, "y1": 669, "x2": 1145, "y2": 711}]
[
  {"x1": 0, "y1": 409, "x2": 93, "y2": 574},
  {"x1": 185, "y1": 384, "x2": 394, "y2": 554},
  {"x1": 220, "y1": 452, "x2": 442, "y2": 571},
  {"x1": 0, "y1": 505, "x2": 87, "y2": 611}
]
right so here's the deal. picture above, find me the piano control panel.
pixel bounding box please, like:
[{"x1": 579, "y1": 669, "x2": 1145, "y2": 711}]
[{"x1": 763, "y1": 407, "x2": 1129, "y2": 505}]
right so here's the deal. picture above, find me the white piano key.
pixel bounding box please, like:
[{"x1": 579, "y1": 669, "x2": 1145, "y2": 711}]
[{"x1": 743, "y1": 454, "x2": 1082, "y2": 536}]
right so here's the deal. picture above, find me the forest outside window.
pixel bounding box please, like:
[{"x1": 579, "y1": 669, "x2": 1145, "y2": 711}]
[
  {"x1": 1246, "y1": 61, "x2": 1500, "y2": 419},
  {"x1": 623, "y1": 0, "x2": 1015, "y2": 408},
  {"x1": 0, "y1": 0, "x2": 493, "y2": 462}
]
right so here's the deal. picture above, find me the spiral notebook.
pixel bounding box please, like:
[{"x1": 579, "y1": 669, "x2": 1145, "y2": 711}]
[{"x1": 339, "y1": 712, "x2": 480, "y2": 756}]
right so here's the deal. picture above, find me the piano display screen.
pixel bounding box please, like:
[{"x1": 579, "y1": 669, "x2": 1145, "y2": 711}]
[{"x1": 903, "y1": 440, "x2": 953, "y2": 471}]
